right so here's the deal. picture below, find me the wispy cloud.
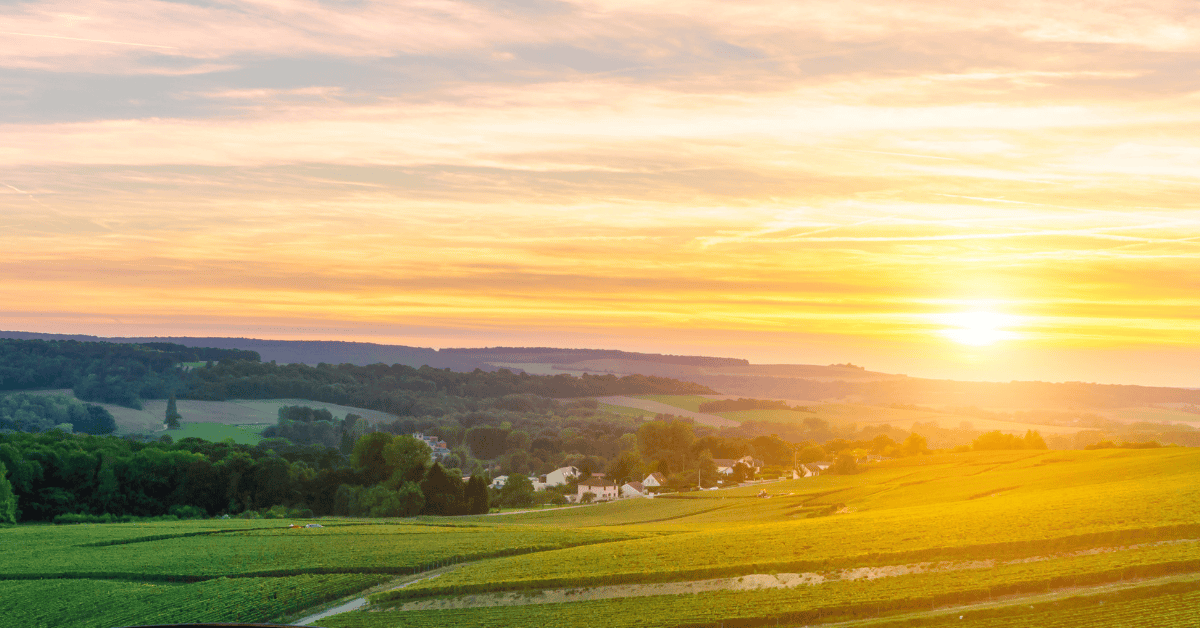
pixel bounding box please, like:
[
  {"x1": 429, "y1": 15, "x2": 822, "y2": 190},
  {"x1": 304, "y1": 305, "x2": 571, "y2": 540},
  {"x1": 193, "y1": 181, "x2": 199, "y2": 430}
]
[{"x1": 3, "y1": 0, "x2": 1200, "y2": 385}]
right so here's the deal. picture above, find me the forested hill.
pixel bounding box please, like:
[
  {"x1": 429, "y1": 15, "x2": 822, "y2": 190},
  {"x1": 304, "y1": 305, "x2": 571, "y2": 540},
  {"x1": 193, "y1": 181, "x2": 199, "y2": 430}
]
[
  {"x1": 180, "y1": 360, "x2": 715, "y2": 414},
  {"x1": 0, "y1": 337, "x2": 716, "y2": 415},
  {"x1": 0, "y1": 332, "x2": 747, "y2": 370},
  {"x1": 0, "y1": 332, "x2": 493, "y2": 372},
  {"x1": 0, "y1": 338, "x2": 256, "y2": 407},
  {"x1": 438, "y1": 347, "x2": 749, "y2": 367}
]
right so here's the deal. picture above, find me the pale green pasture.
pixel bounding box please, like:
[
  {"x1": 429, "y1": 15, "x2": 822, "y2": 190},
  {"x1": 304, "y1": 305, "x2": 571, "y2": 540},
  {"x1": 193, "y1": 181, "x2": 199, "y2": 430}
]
[
  {"x1": 393, "y1": 449, "x2": 1200, "y2": 597},
  {"x1": 631, "y1": 395, "x2": 711, "y2": 412},
  {"x1": 596, "y1": 403, "x2": 653, "y2": 418},
  {"x1": 167, "y1": 422, "x2": 265, "y2": 444}
]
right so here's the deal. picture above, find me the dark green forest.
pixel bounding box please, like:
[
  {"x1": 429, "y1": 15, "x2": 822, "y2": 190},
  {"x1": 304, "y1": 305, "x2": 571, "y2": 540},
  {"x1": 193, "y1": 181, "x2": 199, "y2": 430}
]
[
  {"x1": 0, "y1": 337, "x2": 713, "y2": 414},
  {"x1": 0, "y1": 393, "x2": 116, "y2": 435}
]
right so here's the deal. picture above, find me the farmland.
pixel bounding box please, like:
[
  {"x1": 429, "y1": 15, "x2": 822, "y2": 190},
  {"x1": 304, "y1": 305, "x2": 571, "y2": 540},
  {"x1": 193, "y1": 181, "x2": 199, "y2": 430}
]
[
  {"x1": 3, "y1": 448, "x2": 1198, "y2": 627},
  {"x1": 14, "y1": 389, "x2": 398, "y2": 435}
]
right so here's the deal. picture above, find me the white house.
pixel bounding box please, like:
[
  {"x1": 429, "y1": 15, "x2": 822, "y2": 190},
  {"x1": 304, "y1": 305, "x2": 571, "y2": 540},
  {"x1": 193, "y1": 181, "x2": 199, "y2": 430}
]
[
  {"x1": 737, "y1": 456, "x2": 763, "y2": 472},
  {"x1": 490, "y1": 475, "x2": 508, "y2": 489},
  {"x1": 797, "y1": 462, "x2": 828, "y2": 478},
  {"x1": 621, "y1": 481, "x2": 647, "y2": 498},
  {"x1": 543, "y1": 466, "x2": 579, "y2": 488},
  {"x1": 713, "y1": 459, "x2": 737, "y2": 475},
  {"x1": 578, "y1": 478, "x2": 619, "y2": 502},
  {"x1": 642, "y1": 472, "x2": 666, "y2": 491}
]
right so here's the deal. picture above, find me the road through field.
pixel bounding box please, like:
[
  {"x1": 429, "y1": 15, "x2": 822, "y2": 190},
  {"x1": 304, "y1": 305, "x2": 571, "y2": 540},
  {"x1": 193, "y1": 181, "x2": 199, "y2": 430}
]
[
  {"x1": 594, "y1": 396, "x2": 738, "y2": 427},
  {"x1": 361, "y1": 538, "x2": 1200, "y2": 616}
]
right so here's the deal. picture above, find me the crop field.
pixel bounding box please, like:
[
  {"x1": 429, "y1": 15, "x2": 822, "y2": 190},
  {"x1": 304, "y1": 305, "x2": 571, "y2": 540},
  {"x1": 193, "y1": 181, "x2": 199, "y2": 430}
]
[
  {"x1": 5, "y1": 447, "x2": 1199, "y2": 628},
  {"x1": 596, "y1": 402, "x2": 654, "y2": 419},
  {"x1": 167, "y1": 421, "x2": 266, "y2": 444},
  {"x1": 0, "y1": 521, "x2": 639, "y2": 580},
  {"x1": 387, "y1": 449, "x2": 1200, "y2": 599},
  {"x1": 622, "y1": 395, "x2": 1084, "y2": 436},
  {"x1": 15, "y1": 389, "x2": 399, "y2": 435},
  {"x1": 325, "y1": 573, "x2": 1200, "y2": 628},
  {"x1": 0, "y1": 573, "x2": 392, "y2": 628},
  {"x1": 632, "y1": 395, "x2": 712, "y2": 412}
]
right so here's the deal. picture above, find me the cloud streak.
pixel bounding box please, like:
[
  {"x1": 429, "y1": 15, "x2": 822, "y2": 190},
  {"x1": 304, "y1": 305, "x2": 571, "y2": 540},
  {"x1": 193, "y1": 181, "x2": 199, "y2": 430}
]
[{"x1": 2, "y1": 0, "x2": 1200, "y2": 385}]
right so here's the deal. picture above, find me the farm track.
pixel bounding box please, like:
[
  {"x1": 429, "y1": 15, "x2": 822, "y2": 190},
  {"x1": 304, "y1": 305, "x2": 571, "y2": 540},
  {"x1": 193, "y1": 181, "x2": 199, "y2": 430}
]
[
  {"x1": 290, "y1": 567, "x2": 458, "y2": 625},
  {"x1": 817, "y1": 572, "x2": 1200, "y2": 628},
  {"x1": 372, "y1": 539, "x2": 1200, "y2": 612}
]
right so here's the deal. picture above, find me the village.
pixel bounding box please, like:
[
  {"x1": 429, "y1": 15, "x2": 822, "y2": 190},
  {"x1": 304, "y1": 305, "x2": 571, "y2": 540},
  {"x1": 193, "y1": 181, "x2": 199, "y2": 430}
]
[{"x1": 413, "y1": 431, "x2": 838, "y2": 504}]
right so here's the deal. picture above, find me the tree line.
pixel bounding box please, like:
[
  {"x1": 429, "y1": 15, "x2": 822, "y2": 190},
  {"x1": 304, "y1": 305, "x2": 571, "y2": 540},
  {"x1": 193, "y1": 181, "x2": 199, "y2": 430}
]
[
  {"x1": 0, "y1": 393, "x2": 116, "y2": 435},
  {"x1": 0, "y1": 337, "x2": 714, "y2": 418}
]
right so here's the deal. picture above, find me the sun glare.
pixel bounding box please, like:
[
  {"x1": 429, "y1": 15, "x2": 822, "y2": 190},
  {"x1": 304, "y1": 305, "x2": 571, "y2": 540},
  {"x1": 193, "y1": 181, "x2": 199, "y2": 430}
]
[{"x1": 934, "y1": 311, "x2": 1021, "y2": 347}]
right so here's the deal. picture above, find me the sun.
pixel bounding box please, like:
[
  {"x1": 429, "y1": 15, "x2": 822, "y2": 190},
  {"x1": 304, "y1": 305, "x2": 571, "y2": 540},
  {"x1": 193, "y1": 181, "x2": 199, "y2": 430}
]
[{"x1": 934, "y1": 311, "x2": 1020, "y2": 347}]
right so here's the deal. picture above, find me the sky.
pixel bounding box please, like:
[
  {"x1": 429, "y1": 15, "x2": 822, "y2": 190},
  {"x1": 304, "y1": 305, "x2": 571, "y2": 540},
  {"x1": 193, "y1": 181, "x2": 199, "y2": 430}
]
[{"x1": 2, "y1": 0, "x2": 1200, "y2": 387}]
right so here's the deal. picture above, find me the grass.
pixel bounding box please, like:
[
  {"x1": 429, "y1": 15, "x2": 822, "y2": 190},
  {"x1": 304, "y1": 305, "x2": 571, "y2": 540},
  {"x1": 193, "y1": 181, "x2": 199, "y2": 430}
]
[
  {"x1": 0, "y1": 573, "x2": 393, "y2": 628},
  {"x1": 7, "y1": 448, "x2": 1200, "y2": 628},
  {"x1": 596, "y1": 403, "x2": 654, "y2": 418},
  {"x1": 11, "y1": 389, "x2": 401, "y2": 434},
  {"x1": 386, "y1": 449, "x2": 1200, "y2": 600},
  {"x1": 0, "y1": 521, "x2": 640, "y2": 580},
  {"x1": 165, "y1": 422, "x2": 265, "y2": 444},
  {"x1": 333, "y1": 557, "x2": 1200, "y2": 628},
  {"x1": 631, "y1": 395, "x2": 713, "y2": 412}
]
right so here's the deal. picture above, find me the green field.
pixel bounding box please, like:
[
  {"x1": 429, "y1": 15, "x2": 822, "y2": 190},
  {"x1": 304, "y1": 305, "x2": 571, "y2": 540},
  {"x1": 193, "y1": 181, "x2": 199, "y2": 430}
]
[
  {"x1": 632, "y1": 395, "x2": 713, "y2": 412},
  {"x1": 4, "y1": 448, "x2": 1199, "y2": 628},
  {"x1": 166, "y1": 422, "x2": 266, "y2": 444},
  {"x1": 628, "y1": 395, "x2": 1083, "y2": 435},
  {"x1": 17, "y1": 389, "x2": 400, "y2": 435}
]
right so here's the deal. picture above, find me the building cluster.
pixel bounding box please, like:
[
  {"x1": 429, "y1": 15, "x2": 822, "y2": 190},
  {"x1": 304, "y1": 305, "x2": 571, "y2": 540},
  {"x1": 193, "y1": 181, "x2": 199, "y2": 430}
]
[
  {"x1": 412, "y1": 433, "x2": 452, "y2": 460},
  {"x1": 483, "y1": 455, "x2": 847, "y2": 506}
]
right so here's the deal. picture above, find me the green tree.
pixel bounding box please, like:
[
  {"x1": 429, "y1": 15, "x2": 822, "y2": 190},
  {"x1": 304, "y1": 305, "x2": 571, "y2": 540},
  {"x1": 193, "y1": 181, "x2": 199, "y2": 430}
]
[
  {"x1": 464, "y1": 475, "x2": 490, "y2": 514},
  {"x1": 394, "y1": 481, "x2": 425, "y2": 517},
  {"x1": 165, "y1": 393, "x2": 181, "y2": 429},
  {"x1": 1024, "y1": 430, "x2": 1048, "y2": 450},
  {"x1": 902, "y1": 433, "x2": 928, "y2": 456},
  {"x1": 0, "y1": 461, "x2": 17, "y2": 524},
  {"x1": 420, "y1": 462, "x2": 464, "y2": 515},
  {"x1": 351, "y1": 432, "x2": 396, "y2": 485},
  {"x1": 498, "y1": 473, "x2": 535, "y2": 507},
  {"x1": 606, "y1": 450, "x2": 643, "y2": 486},
  {"x1": 696, "y1": 449, "x2": 719, "y2": 487},
  {"x1": 382, "y1": 435, "x2": 431, "y2": 488},
  {"x1": 831, "y1": 453, "x2": 860, "y2": 475}
]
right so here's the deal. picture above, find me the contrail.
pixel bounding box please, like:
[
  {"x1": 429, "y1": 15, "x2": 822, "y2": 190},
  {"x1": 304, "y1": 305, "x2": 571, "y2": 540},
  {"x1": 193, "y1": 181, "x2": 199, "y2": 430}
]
[
  {"x1": 1, "y1": 181, "x2": 61, "y2": 214},
  {"x1": 1, "y1": 31, "x2": 177, "y2": 49}
]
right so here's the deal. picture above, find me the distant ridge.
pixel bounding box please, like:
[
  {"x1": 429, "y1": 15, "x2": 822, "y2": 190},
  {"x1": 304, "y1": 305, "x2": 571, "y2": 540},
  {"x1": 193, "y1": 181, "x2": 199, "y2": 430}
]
[
  {"x1": 0, "y1": 332, "x2": 494, "y2": 372},
  {"x1": 0, "y1": 332, "x2": 746, "y2": 372},
  {"x1": 439, "y1": 346, "x2": 749, "y2": 367}
]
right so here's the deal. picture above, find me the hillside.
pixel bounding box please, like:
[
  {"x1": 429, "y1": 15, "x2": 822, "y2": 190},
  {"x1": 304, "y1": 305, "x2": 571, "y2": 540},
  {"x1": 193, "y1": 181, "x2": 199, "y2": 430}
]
[
  {"x1": 6, "y1": 331, "x2": 1198, "y2": 411},
  {"x1": 2, "y1": 448, "x2": 1197, "y2": 628}
]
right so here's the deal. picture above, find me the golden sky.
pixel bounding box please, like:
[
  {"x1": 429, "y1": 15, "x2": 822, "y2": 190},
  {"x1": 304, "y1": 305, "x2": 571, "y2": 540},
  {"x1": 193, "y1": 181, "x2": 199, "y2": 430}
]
[{"x1": 2, "y1": 0, "x2": 1199, "y2": 386}]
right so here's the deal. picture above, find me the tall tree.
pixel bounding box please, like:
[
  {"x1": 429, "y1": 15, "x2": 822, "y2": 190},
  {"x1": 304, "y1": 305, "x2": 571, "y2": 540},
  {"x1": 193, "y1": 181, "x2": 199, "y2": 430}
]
[
  {"x1": 165, "y1": 393, "x2": 181, "y2": 430},
  {"x1": 382, "y1": 435, "x2": 431, "y2": 488},
  {"x1": 420, "y1": 462, "x2": 464, "y2": 515},
  {"x1": 464, "y1": 475, "x2": 490, "y2": 514},
  {"x1": 0, "y1": 461, "x2": 17, "y2": 524},
  {"x1": 351, "y1": 432, "x2": 395, "y2": 485}
]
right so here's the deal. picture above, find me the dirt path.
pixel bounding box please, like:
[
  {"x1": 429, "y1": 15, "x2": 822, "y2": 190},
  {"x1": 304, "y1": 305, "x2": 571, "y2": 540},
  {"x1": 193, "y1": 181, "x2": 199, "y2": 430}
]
[
  {"x1": 486, "y1": 505, "x2": 587, "y2": 516},
  {"x1": 376, "y1": 538, "x2": 1199, "y2": 612},
  {"x1": 290, "y1": 569, "x2": 452, "y2": 625},
  {"x1": 595, "y1": 396, "x2": 738, "y2": 427}
]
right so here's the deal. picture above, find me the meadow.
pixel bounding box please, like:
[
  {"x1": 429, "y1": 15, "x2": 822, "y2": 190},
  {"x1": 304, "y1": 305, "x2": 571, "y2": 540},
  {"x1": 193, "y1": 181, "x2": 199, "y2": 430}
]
[
  {"x1": 619, "y1": 395, "x2": 1083, "y2": 436},
  {"x1": 2, "y1": 448, "x2": 1197, "y2": 628},
  {"x1": 16, "y1": 389, "x2": 398, "y2": 435}
]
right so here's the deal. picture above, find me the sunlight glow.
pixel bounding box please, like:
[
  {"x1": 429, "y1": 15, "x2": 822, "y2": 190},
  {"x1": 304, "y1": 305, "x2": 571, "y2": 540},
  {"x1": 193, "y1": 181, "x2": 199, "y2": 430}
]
[{"x1": 933, "y1": 311, "x2": 1022, "y2": 347}]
